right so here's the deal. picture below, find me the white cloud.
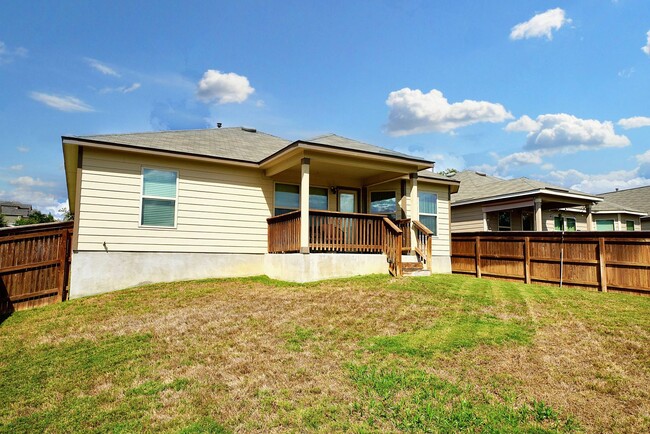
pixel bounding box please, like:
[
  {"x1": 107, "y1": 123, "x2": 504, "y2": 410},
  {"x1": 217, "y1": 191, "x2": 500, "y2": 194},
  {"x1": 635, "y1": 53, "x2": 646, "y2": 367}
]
[
  {"x1": 9, "y1": 164, "x2": 23, "y2": 171},
  {"x1": 0, "y1": 40, "x2": 28, "y2": 64},
  {"x1": 385, "y1": 88, "x2": 513, "y2": 136},
  {"x1": 618, "y1": 67, "x2": 635, "y2": 78},
  {"x1": 100, "y1": 82, "x2": 141, "y2": 94},
  {"x1": 618, "y1": 116, "x2": 650, "y2": 130},
  {"x1": 504, "y1": 115, "x2": 539, "y2": 132},
  {"x1": 196, "y1": 70, "x2": 254, "y2": 104},
  {"x1": 546, "y1": 168, "x2": 648, "y2": 194},
  {"x1": 506, "y1": 113, "x2": 629, "y2": 153},
  {"x1": 10, "y1": 176, "x2": 55, "y2": 187},
  {"x1": 85, "y1": 58, "x2": 120, "y2": 76},
  {"x1": 16, "y1": 146, "x2": 29, "y2": 153},
  {"x1": 510, "y1": 8, "x2": 571, "y2": 40},
  {"x1": 30, "y1": 92, "x2": 94, "y2": 112},
  {"x1": 636, "y1": 149, "x2": 650, "y2": 165},
  {"x1": 642, "y1": 30, "x2": 650, "y2": 55}
]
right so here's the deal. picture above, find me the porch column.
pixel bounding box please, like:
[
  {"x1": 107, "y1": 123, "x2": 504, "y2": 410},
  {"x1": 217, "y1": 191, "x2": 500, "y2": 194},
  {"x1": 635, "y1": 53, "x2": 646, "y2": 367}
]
[
  {"x1": 409, "y1": 173, "x2": 419, "y2": 250},
  {"x1": 534, "y1": 198, "x2": 543, "y2": 231},
  {"x1": 586, "y1": 204, "x2": 594, "y2": 231},
  {"x1": 300, "y1": 158, "x2": 310, "y2": 254}
]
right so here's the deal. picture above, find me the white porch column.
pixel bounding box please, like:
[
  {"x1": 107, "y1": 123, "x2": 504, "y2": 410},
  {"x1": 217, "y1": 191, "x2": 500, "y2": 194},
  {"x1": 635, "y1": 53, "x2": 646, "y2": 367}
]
[
  {"x1": 300, "y1": 158, "x2": 310, "y2": 254},
  {"x1": 409, "y1": 173, "x2": 419, "y2": 249},
  {"x1": 534, "y1": 198, "x2": 543, "y2": 231},
  {"x1": 586, "y1": 204, "x2": 594, "y2": 231}
]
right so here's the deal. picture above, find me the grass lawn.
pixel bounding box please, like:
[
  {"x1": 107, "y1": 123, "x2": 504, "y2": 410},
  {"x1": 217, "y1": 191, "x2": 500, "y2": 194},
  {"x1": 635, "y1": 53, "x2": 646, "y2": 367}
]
[{"x1": 1, "y1": 274, "x2": 649, "y2": 433}]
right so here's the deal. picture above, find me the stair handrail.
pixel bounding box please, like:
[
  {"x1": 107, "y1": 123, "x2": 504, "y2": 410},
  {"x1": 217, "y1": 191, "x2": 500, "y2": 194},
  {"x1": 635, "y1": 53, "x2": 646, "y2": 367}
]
[
  {"x1": 412, "y1": 220, "x2": 433, "y2": 270},
  {"x1": 382, "y1": 217, "x2": 403, "y2": 277}
]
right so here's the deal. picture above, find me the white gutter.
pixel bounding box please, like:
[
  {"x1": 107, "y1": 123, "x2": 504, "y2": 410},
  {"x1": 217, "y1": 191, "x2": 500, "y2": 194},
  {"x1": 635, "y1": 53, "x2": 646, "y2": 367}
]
[{"x1": 452, "y1": 188, "x2": 603, "y2": 207}]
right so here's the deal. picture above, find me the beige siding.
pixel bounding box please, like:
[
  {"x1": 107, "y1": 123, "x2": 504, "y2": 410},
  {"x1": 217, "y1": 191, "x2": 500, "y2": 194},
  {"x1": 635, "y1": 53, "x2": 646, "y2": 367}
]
[
  {"x1": 543, "y1": 211, "x2": 588, "y2": 232},
  {"x1": 368, "y1": 180, "x2": 451, "y2": 256},
  {"x1": 77, "y1": 148, "x2": 273, "y2": 253},
  {"x1": 450, "y1": 204, "x2": 485, "y2": 233}
]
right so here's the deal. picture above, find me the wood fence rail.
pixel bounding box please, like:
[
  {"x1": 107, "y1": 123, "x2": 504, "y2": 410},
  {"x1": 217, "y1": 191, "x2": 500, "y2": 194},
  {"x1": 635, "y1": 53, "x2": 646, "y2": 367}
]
[
  {"x1": 0, "y1": 221, "x2": 74, "y2": 313},
  {"x1": 451, "y1": 231, "x2": 650, "y2": 296}
]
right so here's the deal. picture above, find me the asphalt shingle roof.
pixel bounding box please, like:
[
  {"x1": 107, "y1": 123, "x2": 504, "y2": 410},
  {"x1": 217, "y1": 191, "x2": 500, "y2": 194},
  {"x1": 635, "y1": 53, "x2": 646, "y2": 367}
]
[
  {"x1": 67, "y1": 128, "x2": 432, "y2": 165},
  {"x1": 71, "y1": 127, "x2": 291, "y2": 163},
  {"x1": 449, "y1": 170, "x2": 598, "y2": 204},
  {"x1": 599, "y1": 186, "x2": 650, "y2": 216},
  {"x1": 305, "y1": 134, "x2": 425, "y2": 161},
  {"x1": 591, "y1": 198, "x2": 644, "y2": 214}
]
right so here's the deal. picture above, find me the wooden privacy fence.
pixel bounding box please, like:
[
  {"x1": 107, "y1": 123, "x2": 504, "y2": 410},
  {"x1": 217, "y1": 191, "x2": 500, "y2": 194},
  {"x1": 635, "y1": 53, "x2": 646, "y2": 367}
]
[
  {"x1": 452, "y1": 231, "x2": 650, "y2": 296},
  {"x1": 0, "y1": 221, "x2": 74, "y2": 313}
]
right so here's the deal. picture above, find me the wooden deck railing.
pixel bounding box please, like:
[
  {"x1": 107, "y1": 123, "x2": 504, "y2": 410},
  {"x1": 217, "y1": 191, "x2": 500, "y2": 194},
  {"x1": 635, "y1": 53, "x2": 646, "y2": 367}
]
[
  {"x1": 267, "y1": 210, "x2": 403, "y2": 276},
  {"x1": 267, "y1": 210, "x2": 301, "y2": 253},
  {"x1": 396, "y1": 219, "x2": 411, "y2": 253},
  {"x1": 413, "y1": 220, "x2": 433, "y2": 269},
  {"x1": 382, "y1": 218, "x2": 403, "y2": 277}
]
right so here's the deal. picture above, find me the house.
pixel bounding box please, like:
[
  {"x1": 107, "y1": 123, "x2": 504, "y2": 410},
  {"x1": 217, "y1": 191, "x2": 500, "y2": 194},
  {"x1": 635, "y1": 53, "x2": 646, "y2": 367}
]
[
  {"x1": 449, "y1": 171, "x2": 644, "y2": 232},
  {"x1": 0, "y1": 201, "x2": 32, "y2": 226},
  {"x1": 62, "y1": 127, "x2": 459, "y2": 298},
  {"x1": 599, "y1": 186, "x2": 650, "y2": 230}
]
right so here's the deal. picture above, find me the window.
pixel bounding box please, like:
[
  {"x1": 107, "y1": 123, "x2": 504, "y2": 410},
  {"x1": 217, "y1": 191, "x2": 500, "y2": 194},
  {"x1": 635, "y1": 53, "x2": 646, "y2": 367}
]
[
  {"x1": 274, "y1": 183, "x2": 329, "y2": 216},
  {"x1": 141, "y1": 168, "x2": 177, "y2": 227},
  {"x1": 498, "y1": 211, "x2": 511, "y2": 231},
  {"x1": 418, "y1": 191, "x2": 437, "y2": 235},
  {"x1": 370, "y1": 191, "x2": 397, "y2": 219},
  {"x1": 596, "y1": 219, "x2": 615, "y2": 231},
  {"x1": 554, "y1": 216, "x2": 564, "y2": 231},
  {"x1": 566, "y1": 218, "x2": 576, "y2": 232},
  {"x1": 626, "y1": 220, "x2": 635, "y2": 231}
]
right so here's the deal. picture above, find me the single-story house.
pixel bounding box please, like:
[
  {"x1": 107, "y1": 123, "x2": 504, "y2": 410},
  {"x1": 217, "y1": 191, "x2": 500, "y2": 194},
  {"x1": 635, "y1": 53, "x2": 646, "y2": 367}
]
[
  {"x1": 448, "y1": 171, "x2": 645, "y2": 232},
  {"x1": 0, "y1": 201, "x2": 32, "y2": 226},
  {"x1": 599, "y1": 186, "x2": 650, "y2": 230},
  {"x1": 62, "y1": 127, "x2": 459, "y2": 298}
]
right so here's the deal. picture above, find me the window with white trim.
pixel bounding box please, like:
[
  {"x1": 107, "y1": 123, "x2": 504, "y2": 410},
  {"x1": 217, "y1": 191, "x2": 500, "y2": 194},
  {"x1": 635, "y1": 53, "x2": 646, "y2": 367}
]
[
  {"x1": 274, "y1": 183, "x2": 328, "y2": 216},
  {"x1": 418, "y1": 191, "x2": 437, "y2": 235},
  {"x1": 141, "y1": 168, "x2": 178, "y2": 227}
]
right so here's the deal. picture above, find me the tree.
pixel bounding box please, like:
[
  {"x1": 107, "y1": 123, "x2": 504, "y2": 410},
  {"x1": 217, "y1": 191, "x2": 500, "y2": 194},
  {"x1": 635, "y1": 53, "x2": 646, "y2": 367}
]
[
  {"x1": 0, "y1": 214, "x2": 7, "y2": 228},
  {"x1": 59, "y1": 207, "x2": 74, "y2": 221},
  {"x1": 14, "y1": 210, "x2": 56, "y2": 226}
]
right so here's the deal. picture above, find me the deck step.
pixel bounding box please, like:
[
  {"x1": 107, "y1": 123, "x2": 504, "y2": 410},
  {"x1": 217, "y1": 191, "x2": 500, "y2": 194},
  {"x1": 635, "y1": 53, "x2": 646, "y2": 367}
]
[{"x1": 402, "y1": 254, "x2": 420, "y2": 264}]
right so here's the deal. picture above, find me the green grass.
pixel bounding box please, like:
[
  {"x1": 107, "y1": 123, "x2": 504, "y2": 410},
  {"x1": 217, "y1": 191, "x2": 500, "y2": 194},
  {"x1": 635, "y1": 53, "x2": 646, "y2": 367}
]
[{"x1": 1, "y1": 274, "x2": 649, "y2": 432}]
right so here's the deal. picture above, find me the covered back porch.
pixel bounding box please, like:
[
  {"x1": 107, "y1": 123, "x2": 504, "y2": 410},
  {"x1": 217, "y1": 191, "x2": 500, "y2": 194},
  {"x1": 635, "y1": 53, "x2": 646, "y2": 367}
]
[{"x1": 260, "y1": 138, "x2": 437, "y2": 276}]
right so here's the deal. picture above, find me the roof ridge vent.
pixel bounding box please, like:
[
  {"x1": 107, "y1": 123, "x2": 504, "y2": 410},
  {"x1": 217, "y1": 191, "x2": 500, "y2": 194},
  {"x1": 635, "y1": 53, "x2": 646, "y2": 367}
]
[
  {"x1": 475, "y1": 171, "x2": 487, "y2": 176},
  {"x1": 241, "y1": 127, "x2": 257, "y2": 133}
]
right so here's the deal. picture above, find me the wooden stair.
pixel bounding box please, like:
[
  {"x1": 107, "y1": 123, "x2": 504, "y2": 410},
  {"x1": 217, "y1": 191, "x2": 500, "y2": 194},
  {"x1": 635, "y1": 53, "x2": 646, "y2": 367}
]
[{"x1": 401, "y1": 254, "x2": 431, "y2": 277}]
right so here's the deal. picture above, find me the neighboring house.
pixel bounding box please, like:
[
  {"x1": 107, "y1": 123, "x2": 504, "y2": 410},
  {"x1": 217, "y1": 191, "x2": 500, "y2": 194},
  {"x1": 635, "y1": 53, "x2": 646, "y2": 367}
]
[
  {"x1": 0, "y1": 201, "x2": 32, "y2": 226},
  {"x1": 599, "y1": 186, "x2": 650, "y2": 230},
  {"x1": 62, "y1": 127, "x2": 459, "y2": 298},
  {"x1": 448, "y1": 171, "x2": 644, "y2": 233}
]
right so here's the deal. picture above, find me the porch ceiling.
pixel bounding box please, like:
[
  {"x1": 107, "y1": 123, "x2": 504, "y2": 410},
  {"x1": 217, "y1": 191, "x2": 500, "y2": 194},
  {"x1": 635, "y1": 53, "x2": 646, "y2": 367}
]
[{"x1": 263, "y1": 148, "x2": 423, "y2": 186}]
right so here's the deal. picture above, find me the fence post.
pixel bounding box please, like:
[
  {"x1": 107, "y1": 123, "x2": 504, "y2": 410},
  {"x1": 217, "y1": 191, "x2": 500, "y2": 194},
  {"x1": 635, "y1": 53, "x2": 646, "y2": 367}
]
[
  {"x1": 475, "y1": 236, "x2": 482, "y2": 278},
  {"x1": 56, "y1": 228, "x2": 69, "y2": 302},
  {"x1": 598, "y1": 237, "x2": 608, "y2": 292},
  {"x1": 524, "y1": 237, "x2": 531, "y2": 284}
]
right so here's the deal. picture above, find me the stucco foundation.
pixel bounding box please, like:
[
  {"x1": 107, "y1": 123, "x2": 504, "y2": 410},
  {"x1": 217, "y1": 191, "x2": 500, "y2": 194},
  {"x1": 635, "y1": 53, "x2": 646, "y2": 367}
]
[
  {"x1": 264, "y1": 253, "x2": 388, "y2": 283},
  {"x1": 69, "y1": 251, "x2": 265, "y2": 298},
  {"x1": 429, "y1": 255, "x2": 452, "y2": 273}
]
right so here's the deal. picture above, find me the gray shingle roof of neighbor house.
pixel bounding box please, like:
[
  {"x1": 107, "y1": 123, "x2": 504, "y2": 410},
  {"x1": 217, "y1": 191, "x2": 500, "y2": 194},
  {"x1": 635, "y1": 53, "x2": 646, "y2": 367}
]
[
  {"x1": 599, "y1": 185, "x2": 650, "y2": 217},
  {"x1": 591, "y1": 198, "x2": 645, "y2": 214},
  {"x1": 63, "y1": 127, "x2": 433, "y2": 165},
  {"x1": 0, "y1": 201, "x2": 32, "y2": 217},
  {"x1": 449, "y1": 170, "x2": 601, "y2": 204}
]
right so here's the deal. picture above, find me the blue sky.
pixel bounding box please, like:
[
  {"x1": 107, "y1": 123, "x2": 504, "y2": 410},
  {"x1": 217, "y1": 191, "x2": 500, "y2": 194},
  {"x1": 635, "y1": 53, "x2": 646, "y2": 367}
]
[{"x1": 1, "y1": 0, "x2": 649, "y2": 217}]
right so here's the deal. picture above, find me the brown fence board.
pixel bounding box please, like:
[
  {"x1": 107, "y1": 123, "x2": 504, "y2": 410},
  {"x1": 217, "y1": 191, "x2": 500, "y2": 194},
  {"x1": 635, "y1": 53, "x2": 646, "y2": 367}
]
[
  {"x1": 452, "y1": 231, "x2": 650, "y2": 296},
  {"x1": 0, "y1": 221, "x2": 74, "y2": 313}
]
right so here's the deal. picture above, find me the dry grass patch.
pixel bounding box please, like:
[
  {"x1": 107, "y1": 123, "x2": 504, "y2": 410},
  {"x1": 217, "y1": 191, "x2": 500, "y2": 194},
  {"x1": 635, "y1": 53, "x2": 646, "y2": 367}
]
[{"x1": 1, "y1": 274, "x2": 649, "y2": 432}]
